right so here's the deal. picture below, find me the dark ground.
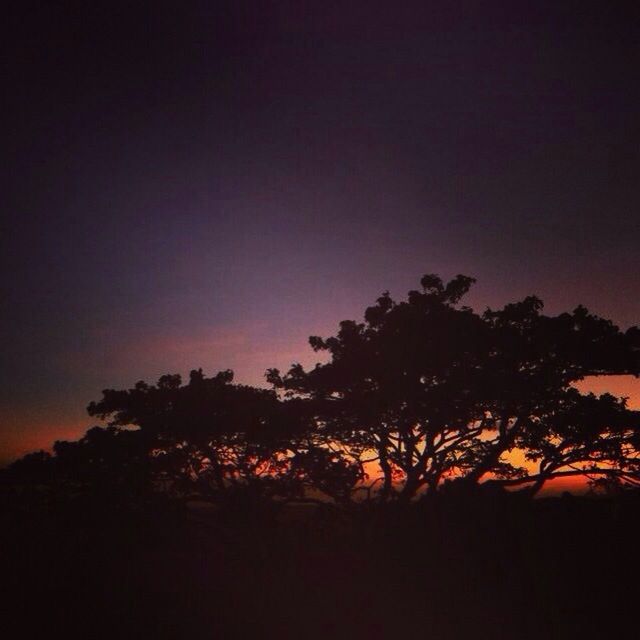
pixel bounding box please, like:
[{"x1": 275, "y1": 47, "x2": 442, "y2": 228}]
[{"x1": 2, "y1": 490, "x2": 638, "y2": 639}]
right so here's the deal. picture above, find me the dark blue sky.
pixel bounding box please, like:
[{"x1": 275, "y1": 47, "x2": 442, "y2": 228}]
[{"x1": 2, "y1": 1, "x2": 639, "y2": 463}]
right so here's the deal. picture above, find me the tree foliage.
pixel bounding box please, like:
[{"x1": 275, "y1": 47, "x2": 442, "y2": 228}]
[
  {"x1": 269, "y1": 274, "x2": 640, "y2": 500},
  {"x1": 5, "y1": 274, "x2": 640, "y2": 506}
]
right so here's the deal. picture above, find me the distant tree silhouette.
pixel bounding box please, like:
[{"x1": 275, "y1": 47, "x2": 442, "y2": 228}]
[
  {"x1": 84, "y1": 369, "x2": 292, "y2": 502},
  {"x1": 83, "y1": 368, "x2": 364, "y2": 504},
  {"x1": 4, "y1": 426, "x2": 151, "y2": 507},
  {"x1": 269, "y1": 274, "x2": 640, "y2": 499}
]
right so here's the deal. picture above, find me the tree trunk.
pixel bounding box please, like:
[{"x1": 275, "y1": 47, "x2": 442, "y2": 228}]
[{"x1": 376, "y1": 438, "x2": 394, "y2": 501}]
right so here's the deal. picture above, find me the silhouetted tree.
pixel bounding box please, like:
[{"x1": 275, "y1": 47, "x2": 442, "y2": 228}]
[
  {"x1": 51, "y1": 426, "x2": 152, "y2": 503},
  {"x1": 269, "y1": 274, "x2": 640, "y2": 499},
  {"x1": 86, "y1": 368, "x2": 349, "y2": 503},
  {"x1": 6, "y1": 273, "x2": 640, "y2": 506}
]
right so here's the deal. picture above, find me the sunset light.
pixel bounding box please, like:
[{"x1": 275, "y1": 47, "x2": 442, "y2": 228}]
[{"x1": 3, "y1": 2, "x2": 639, "y2": 638}]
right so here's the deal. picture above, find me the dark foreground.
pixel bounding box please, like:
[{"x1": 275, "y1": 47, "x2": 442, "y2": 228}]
[{"x1": 2, "y1": 491, "x2": 639, "y2": 639}]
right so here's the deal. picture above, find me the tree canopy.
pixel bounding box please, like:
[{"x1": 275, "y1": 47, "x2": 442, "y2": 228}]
[
  {"x1": 269, "y1": 274, "x2": 640, "y2": 499},
  {"x1": 6, "y1": 274, "x2": 640, "y2": 506}
]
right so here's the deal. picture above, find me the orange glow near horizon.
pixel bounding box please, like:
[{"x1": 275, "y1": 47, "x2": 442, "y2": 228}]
[
  {"x1": 572, "y1": 375, "x2": 640, "y2": 409},
  {"x1": 3, "y1": 375, "x2": 639, "y2": 496},
  {"x1": 0, "y1": 408, "x2": 89, "y2": 467}
]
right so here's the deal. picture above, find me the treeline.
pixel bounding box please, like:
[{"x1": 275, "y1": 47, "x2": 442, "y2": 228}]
[{"x1": 4, "y1": 274, "x2": 640, "y2": 509}]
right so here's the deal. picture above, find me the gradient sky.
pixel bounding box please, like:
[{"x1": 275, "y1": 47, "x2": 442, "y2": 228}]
[{"x1": 2, "y1": 1, "x2": 639, "y2": 465}]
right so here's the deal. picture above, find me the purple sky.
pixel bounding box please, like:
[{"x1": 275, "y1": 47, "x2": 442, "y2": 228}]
[{"x1": 2, "y1": 1, "x2": 639, "y2": 464}]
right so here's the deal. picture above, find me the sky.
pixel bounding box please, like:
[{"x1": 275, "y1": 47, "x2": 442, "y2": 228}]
[{"x1": 2, "y1": 1, "x2": 639, "y2": 465}]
